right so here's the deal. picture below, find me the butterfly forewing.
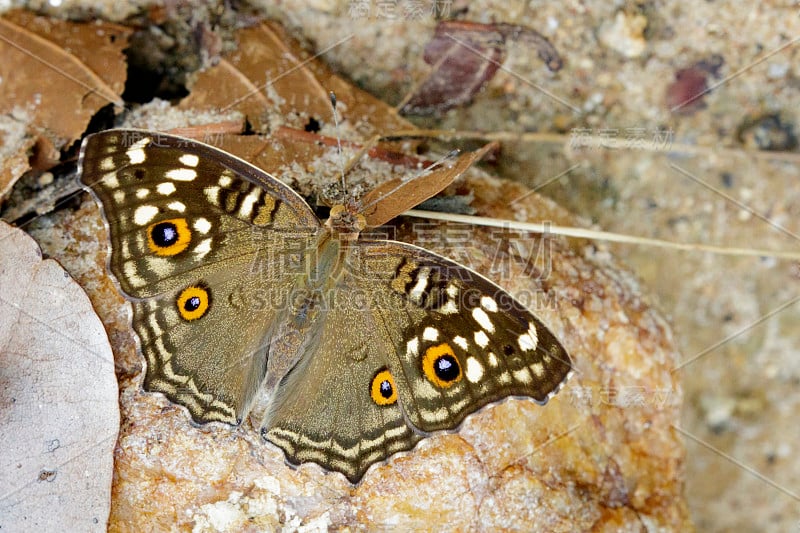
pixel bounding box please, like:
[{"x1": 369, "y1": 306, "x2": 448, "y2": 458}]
[
  {"x1": 79, "y1": 130, "x2": 319, "y2": 298},
  {"x1": 79, "y1": 130, "x2": 321, "y2": 424}
]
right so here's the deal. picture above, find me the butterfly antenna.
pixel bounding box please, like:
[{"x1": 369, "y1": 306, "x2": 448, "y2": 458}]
[{"x1": 329, "y1": 92, "x2": 347, "y2": 193}]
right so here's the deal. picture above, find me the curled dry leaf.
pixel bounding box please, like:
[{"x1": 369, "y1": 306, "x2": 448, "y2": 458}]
[
  {"x1": 401, "y1": 21, "x2": 563, "y2": 115},
  {"x1": 0, "y1": 221, "x2": 119, "y2": 531},
  {"x1": 359, "y1": 140, "x2": 499, "y2": 227},
  {"x1": 0, "y1": 10, "x2": 130, "y2": 199},
  {"x1": 179, "y1": 21, "x2": 412, "y2": 137}
]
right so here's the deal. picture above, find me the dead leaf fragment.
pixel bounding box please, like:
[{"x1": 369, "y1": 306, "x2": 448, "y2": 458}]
[
  {"x1": 0, "y1": 10, "x2": 130, "y2": 198},
  {"x1": 402, "y1": 21, "x2": 562, "y2": 115},
  {"x1": 360, "y1": 141, "x2": 499, "y2": 227},
  {"x1": 0, "y1": 221, "x2": 119, "y2": 532},
  {"x1": 180, "y1": 21, "x2": 413, "y2": 137},
  {"x1": 0, "y1": 119, "x2": 37, "y2": 200}
]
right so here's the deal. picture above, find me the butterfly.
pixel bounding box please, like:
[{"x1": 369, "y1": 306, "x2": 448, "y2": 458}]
[{"x1": 78, "y1": 129, "x2": 572, "y2": 483}]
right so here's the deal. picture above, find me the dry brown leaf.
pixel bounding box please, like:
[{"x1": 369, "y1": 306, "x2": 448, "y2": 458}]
[
  {"x1": 0, "y1": 119, "x2": 37, "y2": 201},
  {"x1": 360, "y1": 141, "x2": 499, "y2": 227},
  {"x1": 0, "y1": 221, "x2": 119, "y2": 531},
  {"x1": 180, "y1": 21, "x2": 413, "y2": 137},
  {"x1": 0, "y1": 10, "x2": 130, "y2": 199}
]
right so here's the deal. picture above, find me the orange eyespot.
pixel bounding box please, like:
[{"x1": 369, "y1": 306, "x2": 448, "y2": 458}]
[
  {"x1": 147, "y1": 218, "x2": 191, "y2": 256},
  {"x1": 370, "y1": 369, "x2": 397, "y2": 406},
  {"x1": 422, "y1": 343, "x2": 462, "y2": 388},
  {"x1": 176, "y1": 285, "x2": 210, "y2": 321}
]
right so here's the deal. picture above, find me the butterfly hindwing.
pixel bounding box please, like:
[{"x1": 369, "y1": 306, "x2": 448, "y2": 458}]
[
  {"x1": 263, "y1": 239, "x2": 571, "y2": 481},
  {"x1": 263, "y1": 295, "x2": 424, "y2": 483},
  {"x1": 374, "y1": 241, "x2": 572, "y2": 432}
]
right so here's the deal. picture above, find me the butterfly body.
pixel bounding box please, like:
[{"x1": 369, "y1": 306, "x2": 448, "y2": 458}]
[{"x1": 79, "y1": 129, "x2": 572, "y2": 483}]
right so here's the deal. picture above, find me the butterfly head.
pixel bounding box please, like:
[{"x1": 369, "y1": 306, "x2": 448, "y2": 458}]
[{"x1": 325, "y1": 203, "x2": 366, "y2": 241}]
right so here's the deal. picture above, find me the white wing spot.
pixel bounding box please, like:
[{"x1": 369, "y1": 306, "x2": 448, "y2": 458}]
[
  {"x1": 167, "y1": 201, "x2": 186, "y2": 212},
  {"x1": 439, "y1": 300, "x2": 458, "y2": 315},
  {"x1": 530, "y1": 362, "x2": 545, "y2": 377},
  {"x1": 133, "y1": 205, "x2": 159, "y2": 226},
  {"x1": 518, "y1": 332, "x2": 537, "y2": 352},
  {"x1": 100, "y1": 157, "x2": 115, "y2": 171},
  {"x1": 488, "y1": 352, "x2": 498, "y2": 367},
  {"x1": 194, "y1": 238, "x2": 212, "y2": 259},
  {"x1": 194, "y1": 218, "x2": 212, "y2": 234},
  {"x1": 423, "y1": 327, "x2": 439, "y2": 341},
  {"x1": 453, "y1": 335, "x2": 468, "y2": 350},
  {"x1": 136, "y1": 188, "x2": 149, "y2": 199},
  {"x1": 123, "y1": 261, "x2": 145, "y2": 287},
  {"x1": 513, "y1": 368, "x2": 533, "y2": 383},
  {"x1": 113, "y1": 191, "x2": 125, "y2": 202},
  {"x1": 127, "y1": 149, "x2": 145, "y2": 164},
  {"x1": 126, "y1": 137, "x2": 150, "y2": 164},
  {"x1": 204, "y1": 186, "x2": 220, "y2": 204},
  {"x1": 466, "y1": 357, "x2": 484, "y2": 383},
  {"x1": 474, "y1": 330, "x2": 489, "y2": 348},
  {"x1": 528, "y1": 323, "x2": 538, "y2": 348},
  {"x1": 519, "y1": 323, "x2": 538, "y2": 352},
  {"x1": 480, "y1": 296, "x2": 498, "y2": 313},
  {"x1": 166, "y1": 168, "x2": 196, "y2": 181},
  {"x1": 179, "y1": 154, "x2": 199, "y2": 167},
  {"x1": 122, "y1": 238, "x2": 132, "y2": 258},
  {"x1": 472, "y1": 307, "x2": 494, "y2": 333},
  {"x1": 102, "y1": 172, "x2": 119, "y2": 188},
  {"x1": 409, "y1": 269, "x2": 429, "y2": 303},
  {"x1": 446, "y1": 283, "x2": 458, "y2": 298},
  {"x1": 450, "y1": 397, "x2": 470, "y2": 413},
  {"x1": 240, "y1": 188, "x2": 260, "y2": 218},
  {"x1": 406, "y1": 337, "x2": 419, "y2": 357},
  {"x1": 157, "y1": 182, "x2": 176, "y2": 195},
  {"x1": 422, "y1": 406, "x2": 448, "y2": 424},
  {"x1": 219, "y1": 174, "x2": 233, "y2": 187}
]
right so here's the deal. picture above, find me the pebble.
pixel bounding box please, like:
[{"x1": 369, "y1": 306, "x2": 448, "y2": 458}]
[{"x1": 598, "y1": 11, "x2": 648, "y2": 58}]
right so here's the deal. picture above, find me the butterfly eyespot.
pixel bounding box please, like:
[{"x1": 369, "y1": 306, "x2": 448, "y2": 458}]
[
  {"x1": 176, "y1": 285, "x2": 211, "y2": 321},
  {"x1": 370, "y1": 369, "x2": 397, "y2": 406},
  {"x1": 134, "y1": 168, "x2": 146, "y2": 180},
  {"x1": 147, "y1": 218, "x2": 191, "y2": 256},
  {"x1": 422, "y1": 343, "x2": 462, "y2": 388},
  {"x1": 503, "y1": 344, "x2": 515, "y2": 356}
]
